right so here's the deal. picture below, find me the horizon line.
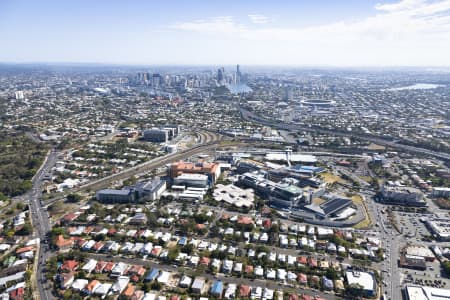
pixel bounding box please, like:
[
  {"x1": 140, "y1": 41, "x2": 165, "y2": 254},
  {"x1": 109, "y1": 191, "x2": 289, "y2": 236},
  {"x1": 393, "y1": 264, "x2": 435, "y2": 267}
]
[{"x1": 1, "y1": 61, "x2": 450, "y2": 70}]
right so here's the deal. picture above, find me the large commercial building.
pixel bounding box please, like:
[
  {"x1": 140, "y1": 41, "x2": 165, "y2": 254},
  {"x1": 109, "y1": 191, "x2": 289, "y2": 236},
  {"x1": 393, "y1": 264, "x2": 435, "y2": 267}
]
[
  {"x1": 405, "y1": 285, "x2": 450, "y2": 300},
  {"x1": 162, "y1": 124, "x2": 181, "y2": 140},
  {"x1": 173, "y1": 173, "x2": 209, "y2": 188},
  {"x1": 96, "y1": 178, "x2": 166, "y2": 203},
  {"x1": 376, "y1": 187, "x2": 426, "y2": 207},
  {"x1": 143, "y1": 128, "x2": 169, "y2": 143},
  {"x1": 169, "y1": 161, "x2": 221, "y2": 185},
  {"x1": 432, "y1": 187, "x2": 450, "y2": 198},
  {"x1": 399, "y1": 255, "x2": 427, "y2": 271},
  {"x1": 405, "y1": 246, "x2": 435, "y2": 262},
  {"x1": 213, "y1": 184, "x2": 254, "y2": 208},
  {"x1": 345, "y1": 270, "x2": 376, "y2": 297},
  {"x1": 238, "y1": 172, "x2": 305, "y2": 209},
  {"x1": 304, "y1": 197, "x2": 353, "y2": 218},
  {"x1": 269, "y1": 184, "x2": 303, "y2": 209},
  {"x1": 96, "y1": 189, "x2": 135, "y2": 203},
  {"x1": 134, "y1": 179, "x2": 166, "y2": 201},
  {"x1": 424, "y1": 218, "x2": 450, "y2": 241},
  {"x1": 142, "y1": 125, "x2": 180, "y2": 143}
]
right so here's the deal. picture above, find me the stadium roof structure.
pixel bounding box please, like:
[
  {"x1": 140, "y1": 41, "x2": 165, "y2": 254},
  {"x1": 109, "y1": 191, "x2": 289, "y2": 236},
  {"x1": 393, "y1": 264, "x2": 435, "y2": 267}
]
[{"x1": 305, "y1": 197, "x2": 352, "y2": 217}]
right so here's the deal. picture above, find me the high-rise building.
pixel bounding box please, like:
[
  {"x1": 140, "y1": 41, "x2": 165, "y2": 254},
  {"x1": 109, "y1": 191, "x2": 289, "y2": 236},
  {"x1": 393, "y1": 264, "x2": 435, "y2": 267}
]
[
  {"x1": 235, "y1": 64, "x2": 241, "y2": 84},
  {"x1": 217, "y1": 68, "x2": 224, "y2": 82},
  {"x1": 15, "y1": 91, "x2": 24, "y2": 100},
  {"x1": 152, "y1": 73, "x2": 161, "y2": 87},
  {"x1": 143, "y1": 128, "x2": 168, "y2": 142},
  {"x1": 143, "y1": 72, "x2": 150, "y2": 82}
]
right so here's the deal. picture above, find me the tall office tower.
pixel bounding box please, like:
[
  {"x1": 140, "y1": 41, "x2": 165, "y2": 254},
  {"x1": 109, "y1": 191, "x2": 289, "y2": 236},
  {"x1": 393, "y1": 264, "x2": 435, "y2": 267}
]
[
  {"x1": 152, "y1": 73, "x2": 161, "y2": 88},
  {"x1": 217, "y1": 68, "x2": 224, "y2": 82},
  {"x1": 15, "y1": 91, "x2": 24, "y2": 100},
  {"x1": 284, "y1": 87, "x2": 293, "y2": 101},
  {"x1": 236, "y1": 64, "x2": 242, "y2": 84},
  {"x1": 143, "y1": 72, "x2": 150, "y2": 82}
]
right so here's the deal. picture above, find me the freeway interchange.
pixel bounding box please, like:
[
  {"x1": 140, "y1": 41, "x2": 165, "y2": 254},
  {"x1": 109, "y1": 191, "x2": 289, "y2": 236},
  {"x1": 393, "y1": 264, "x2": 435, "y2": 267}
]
[{"x1": 240, "y1": 108, "x2": 450, "y2": 162}]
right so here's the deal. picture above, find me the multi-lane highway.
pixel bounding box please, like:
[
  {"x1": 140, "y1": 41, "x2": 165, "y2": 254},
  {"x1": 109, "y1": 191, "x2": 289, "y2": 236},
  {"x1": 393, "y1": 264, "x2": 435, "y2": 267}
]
[
  {"x1": 27, "y1": 150, "x2": 59, "y2": 300},
  {"x1": 240, "y1": 108, "x2": 450, "y2": 161}
]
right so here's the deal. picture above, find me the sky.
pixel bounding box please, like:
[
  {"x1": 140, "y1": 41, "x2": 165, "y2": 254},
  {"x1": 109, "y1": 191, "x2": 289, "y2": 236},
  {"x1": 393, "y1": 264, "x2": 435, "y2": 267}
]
[{"x1": 1, "y1": 0, "x2": 450, "y2": 66}]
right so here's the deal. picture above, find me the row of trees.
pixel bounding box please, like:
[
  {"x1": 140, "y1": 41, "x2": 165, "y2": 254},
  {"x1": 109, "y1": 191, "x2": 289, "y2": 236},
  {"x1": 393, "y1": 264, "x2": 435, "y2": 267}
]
[{"x1": 0, "y1": 131, "x2": 48, "y2": 197}]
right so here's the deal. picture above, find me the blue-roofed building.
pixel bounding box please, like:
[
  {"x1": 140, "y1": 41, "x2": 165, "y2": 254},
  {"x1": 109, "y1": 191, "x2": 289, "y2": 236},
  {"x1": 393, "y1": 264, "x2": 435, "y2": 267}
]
[
  {"x1": 322, "y1": 276, "x2": 334, "y2": 290},
  {"x1": 291, "y1": 165, "x2": 325, "y2": 176},
  {"x1": 210, "y1": 280, "x2": 223, "y2": 297},
  {"x1": 144, "y1": 268, "x2": 160, "y2": 282},
  {"x1": 178, "y1": 237, "x2": 188, "y2": 246}
]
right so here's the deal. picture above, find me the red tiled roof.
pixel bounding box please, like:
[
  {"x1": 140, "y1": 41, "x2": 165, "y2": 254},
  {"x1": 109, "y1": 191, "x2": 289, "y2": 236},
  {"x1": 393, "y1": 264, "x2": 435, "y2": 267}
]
[
  {"x1": 86, "y1": 280, "x2": 99, "y2": 292},
  {"x1": 200, "y1": 257, "x2": 210, "y2": 265},
  {"x1": 103, "y1": 261, "x2": 115, "y2": 272},
  {"x1": 239, "y1": 285, "x2": 251, "y2": 297},
  {"x1": 55, "y1": 235, "x2": 73, "y2": 249},
  {"x1": 297, "y1": 273, "x2": 308, "y2": 283},
  {"x1": 122, "y1": 284, "x2": 135, "y2": 297},
  {"x1": 9, "y1": 287, "x2": 24, "y2": 300},
  {"x1": 289, "y1": 294, "x2": 299, "y2": 300},
  {"x1": 237, "y1": 216, "x2": 253, "y2": 225},
  {"x1": 262, "y1": 219, "x2": 272, "y2": 228},
  {"x1": 63, "y1": 213, "x2": 79, "y2": 222},
  {"x1": 297, "y1": 256, "x2": 307, "y2": 264},
  {"x1": 16, "y1": 246, "x2": 34, "y2": 254},
  {"x1": 61, "y1": 260, "x2": 79, "y2": 271}
]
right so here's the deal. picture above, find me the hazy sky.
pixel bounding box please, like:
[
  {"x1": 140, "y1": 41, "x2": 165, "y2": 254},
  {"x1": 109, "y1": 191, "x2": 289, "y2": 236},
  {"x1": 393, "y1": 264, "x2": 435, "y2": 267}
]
[{"x1": 1, "y1": 0, "x2": 450, "y2": 66}]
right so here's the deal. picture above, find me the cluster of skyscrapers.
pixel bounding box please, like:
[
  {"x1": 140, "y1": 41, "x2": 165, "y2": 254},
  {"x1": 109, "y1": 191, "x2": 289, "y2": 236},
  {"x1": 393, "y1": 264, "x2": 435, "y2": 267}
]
[{"x1": 217, "y1": 65, "x2": 244, "y2": 86}]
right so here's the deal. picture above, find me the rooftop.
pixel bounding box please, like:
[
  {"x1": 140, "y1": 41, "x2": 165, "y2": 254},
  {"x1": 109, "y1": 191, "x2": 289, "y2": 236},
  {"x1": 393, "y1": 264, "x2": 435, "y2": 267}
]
[{"x1": 345, "y1": 270, "x2": 375, "y2": 292}]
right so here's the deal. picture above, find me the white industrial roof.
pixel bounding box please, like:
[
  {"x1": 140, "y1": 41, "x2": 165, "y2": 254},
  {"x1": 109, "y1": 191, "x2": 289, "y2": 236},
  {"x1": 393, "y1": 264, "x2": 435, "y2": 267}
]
[
  {"x1": 406, "y1": 285, "x2": 450, "y2": 300},
  {"x1": 345, "y1": 271, "x2": 375, "y2": 291},
  {"x1": 265, "y1": 153, "x2": 317, "y2": 163}
]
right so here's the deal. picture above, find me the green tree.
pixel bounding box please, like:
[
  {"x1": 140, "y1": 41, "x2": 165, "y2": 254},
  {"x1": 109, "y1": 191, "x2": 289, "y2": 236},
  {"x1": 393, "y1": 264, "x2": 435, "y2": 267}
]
[
  {"x1": 16, "y1": 223, "x2": 32, "y2": 236},
  {"x1": 346, "y1": 283, "x2": 365, "y2": 297},
  {"x1": 168, "y1": 247, "x2": 180, "y2": 262},
  {"x1": 67, "y1": 193, "x2": 83, "y2": 203},
  {"x1": 443, "y1": 261, "x2": 450, "y2": 276}
]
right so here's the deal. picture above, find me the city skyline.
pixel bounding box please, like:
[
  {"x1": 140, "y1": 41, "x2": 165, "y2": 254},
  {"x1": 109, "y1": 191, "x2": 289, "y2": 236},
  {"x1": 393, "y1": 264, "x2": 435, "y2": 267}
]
[{"x1": 1, "y1": 0, "x2": 450, "y2": 66}]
